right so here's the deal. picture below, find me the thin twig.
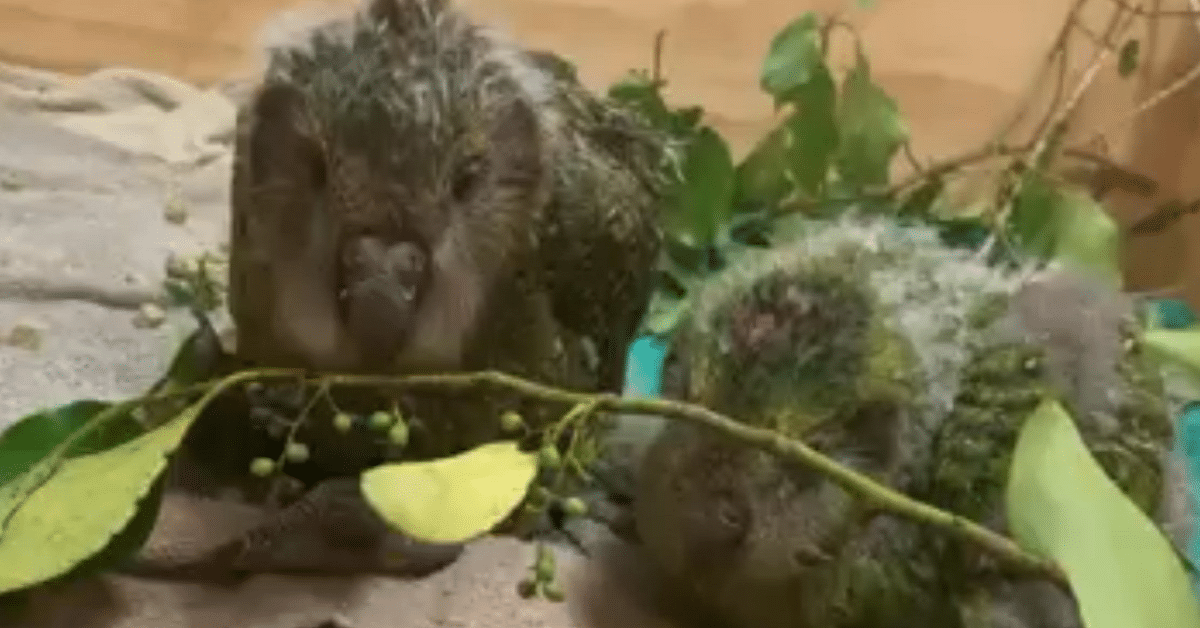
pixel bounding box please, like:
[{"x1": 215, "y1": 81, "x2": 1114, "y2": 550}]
[
  {"x1": 650, "y1": 30, "x2": 667, "y2": 87},
  {"x1": 304, "y1": 370, "x2": 1068, "y2": 586},
  {"x1": 989, "y1": 0, "x2": 1090, "y2": 144},
  {"x1": 1092, "y1": 57, "x2": 1200, "y2": 136},
  {"x1": 1087, "y1": 0, "x2": 1200, "y2": 140},
  {"x1": 1029, "y1": 0, "x2": 1133, "y2": 146},
  {"x1": 1107, "y1": 0, "x2": 1200, "y2": 17}
]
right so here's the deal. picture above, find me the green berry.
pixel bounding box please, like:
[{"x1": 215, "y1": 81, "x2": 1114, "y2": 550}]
[
  {"x1": 370, "y1": 410, "x2": 395, "y2": 432},
  {"x1": 534, "y1": 544, "x2": 556, "y2": 581},
  {"x1": 562, "y1": 496, "x2": 587, "y2": 518},
  {"x1": 388, "y1": 421, "x2": 409, "y2": 448},
  {"x1": 531, "y1": 485, "x2": 553, "y2": 505},
  {"x1": 332, "y1": 412, "x2": 354, "y2": 434},
  {"x1": 542, "y1": 581, "x2": 565, "y2": 602},
  {"x1": 284, "y1": 442, "x2": 310, "y2": 464},
  {"x1": 249, "y1": 457, "x2": 275, "y2": 477},
  {"x1": 499, "y1": 410, "x2": 525, "y2": 433},
  {"x1": 516, "y1": 578, "x2": 538, "y2": 599},
  {"x1": 538, "y1": 445, "x2": 561, "y2": 470}
]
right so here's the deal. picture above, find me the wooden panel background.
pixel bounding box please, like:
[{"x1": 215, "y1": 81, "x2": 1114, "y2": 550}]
[{"x1": 2, "y1": 0, "x2": 1197, "y2": 309}]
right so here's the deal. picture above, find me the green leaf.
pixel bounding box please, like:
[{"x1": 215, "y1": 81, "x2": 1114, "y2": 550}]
[
  {"x1": 0, "y1": 373, "x2": 250, "y2": 594},
  {"x1": 733, "y1": 125, "x2": 792, "y2": 211},
  {"x1": 1007, "y1": 171, "x2": 1063, "y2": 259},
  {"x1": 1011, "y1": 174, "x2": 1121, "y2": 284},
  {"x1": 672, "y1": 127, "x2": 736, "y2": 247},
  {"x1": 608, "y1": 73, "x2": 701, "y2": 137},
  {"x1": 783, "y1": 65, "x2": 839, "y2": 197},
  {"x1": 361, "y1": 441, "x2": 538, "y2": 544},
  {"x1": 1119, "y1": 39, "x2": 1141, "y2": 78},
  {"x1": 608, "y1": 72, "x2": 671, "y2": 126},
  {"x1": 138, "y1": 319, "x2": 231, "y2": 431},
  {"x1": 1048, "y1": 189, "x2": 1121, "y2": 287},
  {"x1": 760, "y1": 13, "x2": 825, "y2": 102},
  {"x1": 1140, "y1": 329, "x2": 1200, "y2": 377},
  {"x1": 640, "y1": 292, "x2": 691, "y2": 336},
  {"x1": 834, "y1": 51, "x2": 908, "y2": 190},
  {"x1": 0, "y1": 401, "x2": 144, "y2": 487},
  {"x1": 1006, "y1": 399, "x2": 1200, "y2": 628},
  {"x1": 157, "y1": 322, "x2": 224, "y2": 392}
]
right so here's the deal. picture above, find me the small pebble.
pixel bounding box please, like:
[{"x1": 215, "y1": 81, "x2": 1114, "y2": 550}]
[
  {"x1": 164, "y1": 252, "x2": 192, "y2": 278},
  {"x1": 0, "y1": 172, "x2": 23, "y2": 191},
  {"x1": 133, "y1": 302, "x2": 167, "y2": 329},
  {"x1": 163, "y1": 195, "x2": 188, "y2": 225},
  {"x1": 4, "y1": 319, "x2": 45, "y2": 350}
]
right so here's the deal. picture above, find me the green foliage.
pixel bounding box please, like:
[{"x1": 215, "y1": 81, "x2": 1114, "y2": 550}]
[
  {"x1": 0, "y1": 401, "x2": 143, "y2": 487},
  {"x1": 675, "y1": 127, "x2": 736, "y2": 247},
  {"x1": 1006, "y1": 399, "x2": 1200, "y2": 628},
  {"x1": 760, "y1": 13, "x2": 827, "y2": 103},
  {"x1": 782, "y1": 65, "x2": 839, "y2": 198},
  {"x1": 359, "y1": 441, "x2": 537, "y2": 544},
  {"x1": 834, "y1": 50, "x2": 908, "y2": 191},
  {"x1": 0, "y1": 377, "x2": 240, "y2": 594},
  {"x1": 621, "y1": 10, "x2": 1125, "y2": 340},
  {"x1": 1141, "y1": 329, "x2": 1200, "y2": 377},
  {"x1": 1008, "y1": 173, "x2": 1121, "y2": 284}
]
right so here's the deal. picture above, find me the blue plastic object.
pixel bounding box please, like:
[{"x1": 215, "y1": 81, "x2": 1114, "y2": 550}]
[
  {"x1": 624, "y1": 335, "x2": 668, "y2": 397},
  {"x1": 1152, "y1": 298, "x2": 1200, "y2": 578},
  {"x1": 1158, "y1": 298, "x2": 1198, "y2": 330}
]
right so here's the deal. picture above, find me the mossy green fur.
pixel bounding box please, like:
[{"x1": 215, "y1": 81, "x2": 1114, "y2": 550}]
[{"x1": 636, "y1": 215, "x2": 1184, "y2": 628}]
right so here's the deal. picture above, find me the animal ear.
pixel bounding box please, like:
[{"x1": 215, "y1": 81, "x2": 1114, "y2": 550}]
[
  {"x1": 488, "y1": 97, "x2": 543, "y2": 187},
  {"x1": 247, "y1": 82, "x2": 325, "y2": 191}
]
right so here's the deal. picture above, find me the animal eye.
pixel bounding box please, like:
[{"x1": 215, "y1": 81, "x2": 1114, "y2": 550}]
[{"x1": 451, "y1": 155, "x2": 487, "y2": 201}]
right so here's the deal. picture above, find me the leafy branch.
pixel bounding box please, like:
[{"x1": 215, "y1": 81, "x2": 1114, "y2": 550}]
[{"x1": 0, "y1": 362, "x2": 1064, "y2": 591}]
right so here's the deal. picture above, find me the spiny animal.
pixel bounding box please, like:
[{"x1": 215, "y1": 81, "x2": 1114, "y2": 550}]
[
  {"x1": 596, "y1": 217, "x2": 1193, "y2": 628},
  {"x1": 131, "y1": 0, "x2": 666, "y2": 583},
  {"x1": 228, "y1": 0, "x2": 664, "y2": 390}
]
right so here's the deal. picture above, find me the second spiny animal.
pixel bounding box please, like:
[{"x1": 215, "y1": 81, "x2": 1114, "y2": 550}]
[{"x1": 609, "y1": 217, "x2": 1193, "y2": 628}]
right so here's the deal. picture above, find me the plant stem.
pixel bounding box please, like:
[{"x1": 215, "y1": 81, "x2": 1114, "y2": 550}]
[{"x1": 302, "y1": 369, "x2": 1068, "y2": 585}]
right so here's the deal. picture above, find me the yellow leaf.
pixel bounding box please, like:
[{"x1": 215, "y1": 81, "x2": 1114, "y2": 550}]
[
  {"x1": 0, "y1": 378, "x2": 236, "y2": 594},
  {"x1": 1141, "y1": 329, "x2": 1200, "y2": 377},
  {"x1": 361, "y1": 441, "x2": 538, "y2": 544}
]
